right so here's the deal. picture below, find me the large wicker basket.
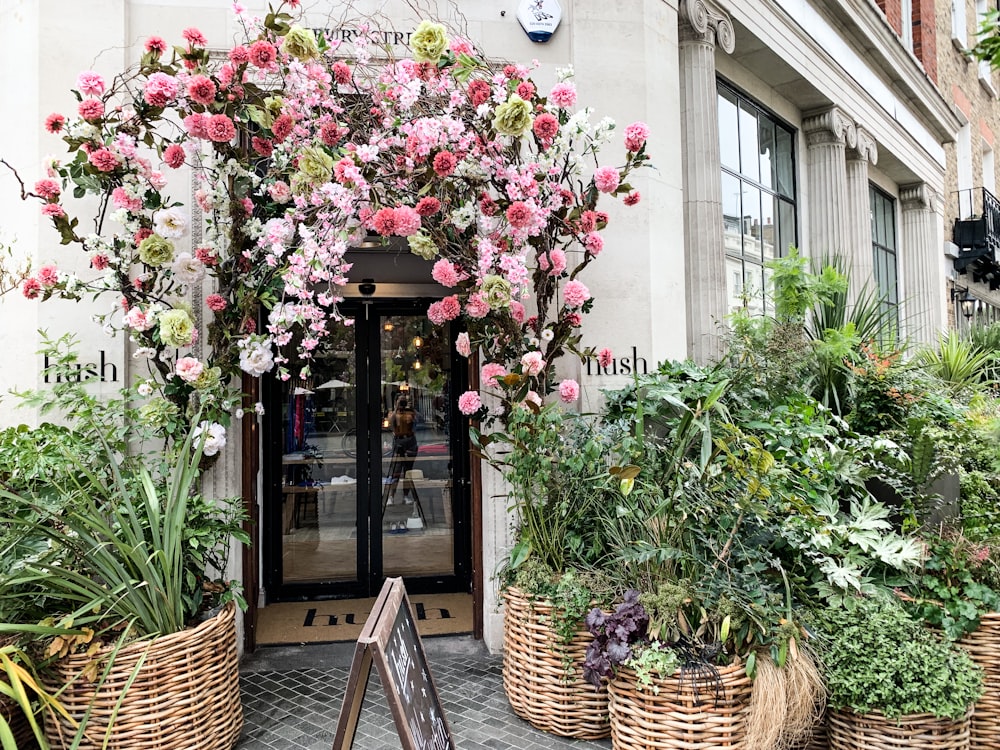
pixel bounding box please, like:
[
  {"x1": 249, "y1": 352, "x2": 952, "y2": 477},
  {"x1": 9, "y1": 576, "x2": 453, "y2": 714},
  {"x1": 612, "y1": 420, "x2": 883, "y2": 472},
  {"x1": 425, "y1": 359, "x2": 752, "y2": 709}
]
[
  {"x1": 827, "y1": 707, "x2": 971, "y2": 750},
  {"x1": 960, "y1": 611, "x2": 1000, "y2": 747},
  {"x1": 43, "y1": 602, "x2": 242, "y2": 750},
  {"x1": 0, "y1": 693, "x2": 39, "y2": 750},
  {"x1": 607, "y1": 660, "x2": 753, "y2": 750},
  {"x1": 502, "y1": 586, "x2": 610, "y2": 739}
]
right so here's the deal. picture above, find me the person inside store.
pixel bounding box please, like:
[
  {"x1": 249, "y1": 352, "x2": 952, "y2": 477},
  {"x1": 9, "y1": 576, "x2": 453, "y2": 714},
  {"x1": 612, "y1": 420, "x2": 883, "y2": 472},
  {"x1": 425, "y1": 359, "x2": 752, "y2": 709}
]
[{"x1": 387, "y1": 395, "x2": 419, "y2": 503}]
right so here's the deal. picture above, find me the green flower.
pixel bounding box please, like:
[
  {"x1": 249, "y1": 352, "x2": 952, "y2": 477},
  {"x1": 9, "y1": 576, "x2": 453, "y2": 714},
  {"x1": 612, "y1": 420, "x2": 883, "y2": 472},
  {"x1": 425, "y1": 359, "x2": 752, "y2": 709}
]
[
  {"x1": 193, "y1": 365, "x2": 222, "y2": 392},
  {"x1": 481, "y1": 274, "x2": 512, "y2": 309},
  {"x1": 158, "y1": 308, "x2": 195, "y2": 347},
  {"x1": 492, "y1": 95, "x2": 533, "y2": 137},
  {"x1": 411, "y1": 20, "x2": 448, "y2": 63},
  {"x1": 139, "y1": 397, "x2": 179, "y2": 428},
  {"x1": 138, "y1": 233, "x2": 175, "y2": 266},
  {"x1": 282, "y1": 26, "x2": 320, "y2": 61},
  {"x1": 296, "y1": 146, "x2": 334, "y2": 185},
  {"x1": 407, "y1": 232, "x2": 439, "y2": 260}
]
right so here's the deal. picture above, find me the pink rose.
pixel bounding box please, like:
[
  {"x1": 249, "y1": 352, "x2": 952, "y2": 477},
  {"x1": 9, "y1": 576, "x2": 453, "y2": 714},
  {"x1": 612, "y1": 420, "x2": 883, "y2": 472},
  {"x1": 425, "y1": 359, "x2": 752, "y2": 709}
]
[
  {"x1": 465, "y1": 293, "x2": 490, "y2": 319},
  {"x1": 458, "y1": 391, "x2": 482, "y2": 416},
  {"x1": 532, "y1": 113, "x2": 559, "y2": 143},
  {"x1": 558, "y1": 379, "x2": 580, "y2": 403},
  {"x1": 206, "y1": 294, "x2": 227, "y2": 312},
  {"x1": 37, "y1": 265, "x2": 59, "y2": 286},
  {"x1": 143, "y1": 72, "x2": 179, "y2": 107},
  {"x1": 124, "y1": 307, "x2": 154, "y2": 331},
  {"x1": 332, "y1": 61, "x2": 352, "y2": 85},
  {"x1": 22, "y1": 278, "x2": 41, "y2": 299},
  {"x1": 88, "y1": 148, "x2": 119, "y2": 172},
  {"x1": 187, "y1": 75, "x2": 217, "y2": 105},
  {"x1": 44, "y1": 113, "x2": 66, "y2": 133},
  {"x1": 183, "y1": 113, "x2": 208, "y2": 139},
  {"x1": 623, "y1": 191, "x2": 641, "y2": 206},
  {"x1": 416, "y1": 196, "x2": 441, "y2": 216},
  {"x1": 145, "y1": 36, "x2": 167, "y2": 56},
  {"x1": 521, "y1": 351, "x2": 545, "y2": 377},
  {"x1": 248, "y1": 40, "x2": 277, "y2": 68},
  {"x1": 481, "y1": 363, "x2": 508, "y2": 388},
  {"x1": 624, "y1": 121, "x2": 650, "y2": 152},
  {"x1": 598, "y1": 348, "x2": 613, "y2": 368},
  {"x1": 432, "y1": 259, "x2": 461, "y2": 287},
  {"x1": 228, "y1": 45, "x2": 250, "y2": 65},
  {"x1": 182, "y1": 27, "x2": 207, "y2": 47},
  {"x1": 392, "y1": 206, "x2": 421, "y2": 237},
  {"x1": 78, "y1": 99, "x2": 104, "y2": 121},
  {"x1": 563, "y1": 280, "x2": 591, "y2": 308},
  {"x1": 163, "y1": 144, "x2": 186, "y2": 169},
  {"x1": 593, "y1": 166, "x2": 620, "y2": 194},
  {"x1": 91, "y1": 253, "x2": 110, "y2": 270},
  {"x1": 77, "y1": 71, "x2": 106, "y2": 97},
  {"x1": 455, "y1": 332, "x2": 471, "y2": 357},
  {"x1": 175, "y1": 356, "x2": 205, "y2": 383},
  {"x1": 584, "y1": 232, "x2": 604, "y2": 256},
  {"x1": 41, "y1": 204, "x2": 65, "y2": 218},
  {"x1": 433, "y1": 151, "x2": 457, "y2": 177},
  {"x1": 34, "y1": 179, "x2": 61, "y2": 200}
]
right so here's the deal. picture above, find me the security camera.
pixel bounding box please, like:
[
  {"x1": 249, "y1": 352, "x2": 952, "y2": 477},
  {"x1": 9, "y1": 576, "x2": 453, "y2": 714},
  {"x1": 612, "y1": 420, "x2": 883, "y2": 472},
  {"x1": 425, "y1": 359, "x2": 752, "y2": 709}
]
[{"x1": 359, "y1": 278, "x2": 376, "y2": 297}]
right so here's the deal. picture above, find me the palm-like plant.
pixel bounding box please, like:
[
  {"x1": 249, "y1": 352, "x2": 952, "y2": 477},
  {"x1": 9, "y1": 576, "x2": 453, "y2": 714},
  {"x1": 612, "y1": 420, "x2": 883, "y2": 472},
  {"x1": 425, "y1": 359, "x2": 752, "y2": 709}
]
[{"x1": 915, "y1": 330, "x2": 996, "y2": 391}]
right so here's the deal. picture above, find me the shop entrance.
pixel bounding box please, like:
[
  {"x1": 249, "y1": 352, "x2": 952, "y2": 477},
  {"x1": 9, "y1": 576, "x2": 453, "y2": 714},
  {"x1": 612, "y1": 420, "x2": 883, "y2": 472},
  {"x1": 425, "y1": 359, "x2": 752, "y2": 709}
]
[{"x1": 263, "y1": 298, "x2": 471, "y2": 600}]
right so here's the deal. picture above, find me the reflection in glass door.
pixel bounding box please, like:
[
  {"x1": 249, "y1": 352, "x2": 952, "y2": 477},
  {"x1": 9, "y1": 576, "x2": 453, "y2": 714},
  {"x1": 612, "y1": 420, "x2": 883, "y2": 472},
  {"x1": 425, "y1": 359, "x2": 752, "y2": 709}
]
[{"x1": 267, "y1": 301, "x2": 469, "y2": 599}]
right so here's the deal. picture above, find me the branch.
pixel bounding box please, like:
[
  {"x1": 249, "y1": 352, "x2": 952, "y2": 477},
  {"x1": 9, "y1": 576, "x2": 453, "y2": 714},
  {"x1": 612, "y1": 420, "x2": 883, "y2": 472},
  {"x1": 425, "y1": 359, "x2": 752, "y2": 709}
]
[{"x1": 0, "y1": 159, "x2": 41, "y2": 202}]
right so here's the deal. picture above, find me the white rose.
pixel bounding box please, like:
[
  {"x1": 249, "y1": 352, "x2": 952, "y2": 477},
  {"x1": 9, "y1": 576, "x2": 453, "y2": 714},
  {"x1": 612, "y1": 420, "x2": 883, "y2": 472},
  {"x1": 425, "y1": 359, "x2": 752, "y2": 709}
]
[
  {"x1": 170, "y1": 252, "x2": 205, "y2": 285},
  {"x1": 193, "y1": 421, "x2": 227, "y2": 457},
  {"x1": 153, "y1": 207, "x2": 189, "y2": 239}
]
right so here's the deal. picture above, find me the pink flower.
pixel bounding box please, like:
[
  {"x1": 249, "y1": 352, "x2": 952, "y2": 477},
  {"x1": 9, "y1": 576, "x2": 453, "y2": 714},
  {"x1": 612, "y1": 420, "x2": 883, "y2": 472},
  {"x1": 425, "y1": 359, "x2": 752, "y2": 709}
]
[
  {"x1": 510, "y1": 301, "x2": 526, "y2": 324},
  {"x1": 584, "y1": 232, "x2": 604, "y2": 256},
  {"x1": 89, "y1": 148, "x2": 119, "y2": 172},
  {"x1": 542, "y1": 249, "x2": 567, "y2": 276},
  {"x1": 44, "y1": 113, "x2": 66, "y2": 133},
  {"x1": 163, "y1": 144, "x2": 186, "y2": 169},
  {"x1": 392, "y1": 206, "x2": 421, "y2": 237},
  {"x1": 183, "y1": 113, "x2": 208, "y2": 139},
  {"x1": 145, "y1": 36, "x2": 167, "y2": 56},
  {"x1": 187, "y1": 75, "x2": 217, "y2": 105},
  {"x1": 416, "y1": 197, "x2": 441, "y2": 216},
  {"x1": 432, "y1": 259, "x2": 461, "y2": 287},
  {"x1": 624, "y1": 121, "x2": 650, "y2": 152},
  {"x1": 525, "y1": 391, "x2": 542, "y2": 407},
  {"x1": 134, "y1": 227, "x2": 153, "y2": 244},
  {"x1": 516, "y1": 81, "x2": 535, "y2": 100},
  {"x1": 481, "y1": 363, "x2": 507, "y2": 388},
  {"x1": 21, "y1": 278, "x2": 41, "y2": 299},
  {"x1": 228, "y1": 45, "x2": 250, "y2": 65},
  {"x1": 143, "y1": 72, "x2": 179, "y2": 107},
  {"x1": 175, "y1": 356, "x2": 205, "y2": 383},
  {"x1": 206, "y1": 294, "x2": 227, "y2": 312},
  {"x1": 563, "y1": 280, "x2": 591, "y2": 308},
  {"x1": 371, "y1": 207, "x2": 397, "y2": 236},
  {"x1": 450, "y1": 37, "x2": 474, "y2": 55},
  {"x1": 76, "y1": 71, "x2": 106, "y2": 97},
  {"x1": 268, "y1": 181, "x2": 291, "y2": 203},
  {"x1": 467, "y1": 79, "x2": 491, "y2": 107},
  {"x1": 521, "y1": 351, "x2": 545, "y2": 377},
  {"x1": 559, "y1": 379, "x2": 580, "y2": 403},
  {"x1": 458, "y1": 391, "x2": 482, "y2": 416},
  {"x1": 455, "y1": 332, "x2": 471, "y2": 357},
  {"x1": 91, "y1": 252, "x2": 110, "y2": 270},
  {"x1": 182, "y1": 27, "x2": 207, "y2": 47},
  {"x1": 332, "y1": 61, "x2": 352, "y2": 85},
  {"x1": 433, "y1": 151, "x2": 457, "y2": 177},
  {"x1": 465, "y1": 293, "x2": 490, "y2": 319},
  {"x1": 598, "y1": 348, "x2": 613, "y2": 368},
  {"x1": 252, "y1": 137, "x2": 274, "y2": 157},
  {"x1": 195, "y1": 246, "x2": 218, "y2": 265},
  {"x1": 272, "y1": 113, "x2": 294, "y2": 142},
  {"x1": 78, "y1": 99, "x2": 104, "y2": 121},
  {"x1": 37, "y1": 265, "x2": 59, "y2": 286},
  {"x1": 549, "y1": 82, "x2": 577, "y2": 109},
  {"x1": 623, "y1": 191, "x2": 641, "y2": 206},
  {"x1": 594, "y1": 166, "x2": 620, "y2": 194},
  {"x1": 34, "y1": 179, "x2": 61, "y2": 200},
  {"x1": 532, "y1": 113, "x2": 558, "y2": 143},
  {"x1": 319, "y1": 121, "x2": 342, "y2": 146},
  {"x1": 427, "y1": 296, "x2": 461, "y2": 325},
  {"x1": 506, "y1": 201, "x2": 533, "y2": 229},
  {"x1": 206, "y1": 114, "x2": 236, "y2": 142},
  {"x1": 41, "y1": 204, "x2": 65, "y2": 218},
  {"x1": 248, "y1": 40, "x2": 277, "y2": 68},
  {"x1": 124, "y1": 307, "x2": 154, "y2": 331}
]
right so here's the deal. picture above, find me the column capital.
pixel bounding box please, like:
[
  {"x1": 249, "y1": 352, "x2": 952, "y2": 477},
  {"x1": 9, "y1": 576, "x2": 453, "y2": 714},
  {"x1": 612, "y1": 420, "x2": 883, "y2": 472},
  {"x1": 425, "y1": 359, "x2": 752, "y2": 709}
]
[
  {"x1": 679, "y1": 0, "x2": 736, "y2": 53},
  {"x1": 900, "y1": 182, "x2": 940, "y2": 212},
  {"x1": 847, "y1": 126, "x2": 878, "y2": 165},
  {"x1": 803, "y1": 107, "x2": 857, "y2": 149}
]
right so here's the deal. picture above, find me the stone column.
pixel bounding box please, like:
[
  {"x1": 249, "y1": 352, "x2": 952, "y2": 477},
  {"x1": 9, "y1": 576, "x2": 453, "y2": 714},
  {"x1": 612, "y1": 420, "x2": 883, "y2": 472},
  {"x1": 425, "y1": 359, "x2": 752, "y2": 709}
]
[
  {"x1": 900, "y1": 183, "x2": 943, "y2": 345},
  {"x1": 803, "y1": 107, "x2": 856, "y2": 260},
  {"x1": 679, "y1": 0, "x2": 734, "y2": 365},
  {"x1": 845, "y1": 127, "x2": 878, "y2": 305}
]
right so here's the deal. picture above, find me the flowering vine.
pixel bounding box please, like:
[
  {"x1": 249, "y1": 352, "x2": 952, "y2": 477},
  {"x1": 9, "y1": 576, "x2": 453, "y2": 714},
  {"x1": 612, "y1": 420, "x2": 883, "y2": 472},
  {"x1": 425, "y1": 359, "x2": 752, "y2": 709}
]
[{"x1": 9, "y1": 1, "x2": 651, "y2": 445}]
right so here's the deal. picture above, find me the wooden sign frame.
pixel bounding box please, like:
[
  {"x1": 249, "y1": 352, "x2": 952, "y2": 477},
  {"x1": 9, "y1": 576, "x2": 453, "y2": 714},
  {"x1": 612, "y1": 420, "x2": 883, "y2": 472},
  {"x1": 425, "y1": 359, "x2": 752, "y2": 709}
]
[{"x1": 332, "y1": 578, "x2": 456, "y2": 750}]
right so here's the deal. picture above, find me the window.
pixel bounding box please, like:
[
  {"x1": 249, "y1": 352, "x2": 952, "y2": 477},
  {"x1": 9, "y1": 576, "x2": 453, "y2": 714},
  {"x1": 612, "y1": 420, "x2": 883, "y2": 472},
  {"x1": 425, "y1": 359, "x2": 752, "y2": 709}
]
[
  {"x1": 954, "y1": 0, "x2": 969, "y2": 47},
  {"x1": 718, "y1": 81, "x2": 797, "y2": 315},
  {"x1": 978, "y1": 0, "x2": 996, "y2": 90},
  {"x1": 984, "y1": 141, "x2": 996, "y2": 197},
  {"x1": 902, "y1": 0, "x2": 914, "y2": 51},
  {"x1": 870, "y1": 186, "x2": 900, "y2": 336},
  {"x1": 958, "y1": 124, "x2": 975, "y2": 217}
]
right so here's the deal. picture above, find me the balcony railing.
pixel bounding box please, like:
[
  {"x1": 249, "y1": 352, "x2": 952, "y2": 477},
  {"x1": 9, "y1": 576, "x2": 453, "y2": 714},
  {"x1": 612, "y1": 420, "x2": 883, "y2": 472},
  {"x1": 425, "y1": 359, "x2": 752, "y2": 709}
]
[{"x1": 952, "y1": 187, "x2": 1000, "y2": 290}]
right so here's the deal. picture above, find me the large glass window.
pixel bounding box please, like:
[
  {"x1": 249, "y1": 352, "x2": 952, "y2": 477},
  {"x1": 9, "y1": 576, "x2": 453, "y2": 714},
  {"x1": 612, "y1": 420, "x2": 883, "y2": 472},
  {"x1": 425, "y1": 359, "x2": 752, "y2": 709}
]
[
  {"x1": 870, "y1": 186, "x2": 900, "y2": 336},
  {"x1": 718, "y1": 82, "x2": 796, "y2": 315}
]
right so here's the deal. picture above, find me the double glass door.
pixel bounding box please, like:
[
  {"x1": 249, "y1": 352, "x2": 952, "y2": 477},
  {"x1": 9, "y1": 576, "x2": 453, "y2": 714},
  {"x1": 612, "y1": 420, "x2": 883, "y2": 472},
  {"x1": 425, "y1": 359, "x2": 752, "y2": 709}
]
[{"x1": 265, "y1": 300, "x2": 470, "y2": 599}]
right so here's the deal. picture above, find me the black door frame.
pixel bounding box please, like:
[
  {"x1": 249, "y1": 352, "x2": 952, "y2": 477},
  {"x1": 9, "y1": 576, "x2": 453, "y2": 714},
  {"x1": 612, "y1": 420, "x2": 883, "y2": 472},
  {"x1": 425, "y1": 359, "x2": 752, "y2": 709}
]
[{"x1": 262, "y1": 298, "x2": 472, "y2": 601}]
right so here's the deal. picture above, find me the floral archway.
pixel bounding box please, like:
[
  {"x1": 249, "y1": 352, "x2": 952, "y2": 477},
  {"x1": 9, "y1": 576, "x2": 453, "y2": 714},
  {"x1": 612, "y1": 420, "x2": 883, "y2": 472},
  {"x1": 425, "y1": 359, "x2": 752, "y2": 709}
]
[{"x1": 11, "y1": 0, "x2": 651, "y2": 448}]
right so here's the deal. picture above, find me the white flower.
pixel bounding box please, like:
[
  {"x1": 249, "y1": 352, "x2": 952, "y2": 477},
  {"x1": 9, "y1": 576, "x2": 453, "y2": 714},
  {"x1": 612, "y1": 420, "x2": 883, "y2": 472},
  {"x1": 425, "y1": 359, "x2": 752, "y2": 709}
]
[
  {"x1": 137, "y1": 382, "x2": 154, "y2": 396},
  {"x1": 239, "y1": 337, "x2": 275, "y2": 376},
  {"x1": 153, "y1": 207, "x2": 189, "y2": 239},
  {"x1": 170, "y1": 252, "x2": 205, "y2": 285},
  {"x1": 235, "y1": 408, "x2": 245, "y2": 419},
  {"x1": 193, "y1": 421, "x2": 227, "y2": 457},
  {"x1": 450, "y1": 203, "x2": 476, "y2": 231},
  {"x1": 254, "y1": 402, "x2": 265, "y2": 416},
  {"x1": 132, "y1": 346, "x2": 157, "y2": 359},
  {"x1": 541, "y1": 329, "x2": 554, "y2": 342}
]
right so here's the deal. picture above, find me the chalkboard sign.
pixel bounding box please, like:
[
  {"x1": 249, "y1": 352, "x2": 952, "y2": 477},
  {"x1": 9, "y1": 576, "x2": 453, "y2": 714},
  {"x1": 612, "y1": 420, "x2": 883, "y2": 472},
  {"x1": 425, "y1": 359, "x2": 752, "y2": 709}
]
[{"x1": 332, "y1": 578, "x2": 455, "y2": 750}]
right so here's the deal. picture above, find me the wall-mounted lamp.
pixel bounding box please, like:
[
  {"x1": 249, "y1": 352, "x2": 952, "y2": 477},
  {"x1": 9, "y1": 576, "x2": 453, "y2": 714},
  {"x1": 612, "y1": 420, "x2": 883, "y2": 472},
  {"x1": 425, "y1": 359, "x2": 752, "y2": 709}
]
[
  {"x1": 359, "y1": 278, "x2": 376, "y2": 297},
  {"x1": 951, "y1": 285, "x2": 977, "y2": 320},
  {"x1": 383, "y1": 322, "x2": 394, "y2": 332},
  {"x1": 413, "y1": 360, "x2": 422, "y2": 371},
  {"x1": 412, "y1": 335, "x2": 423, "y2": 348}
]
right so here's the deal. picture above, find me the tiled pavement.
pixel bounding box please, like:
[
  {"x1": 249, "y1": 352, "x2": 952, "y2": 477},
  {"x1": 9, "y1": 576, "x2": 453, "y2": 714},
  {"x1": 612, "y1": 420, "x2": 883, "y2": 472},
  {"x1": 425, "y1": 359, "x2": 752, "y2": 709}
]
[{"x1": 237, "y1": 635, "x2": 612, "y2": 750}]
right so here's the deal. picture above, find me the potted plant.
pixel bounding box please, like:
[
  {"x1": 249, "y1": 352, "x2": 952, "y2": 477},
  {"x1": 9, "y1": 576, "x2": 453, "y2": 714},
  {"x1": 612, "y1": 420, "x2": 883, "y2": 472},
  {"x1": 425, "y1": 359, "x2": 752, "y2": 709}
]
[{"x1": 813, "y1": 596, "x2": 982, "y2": 750}]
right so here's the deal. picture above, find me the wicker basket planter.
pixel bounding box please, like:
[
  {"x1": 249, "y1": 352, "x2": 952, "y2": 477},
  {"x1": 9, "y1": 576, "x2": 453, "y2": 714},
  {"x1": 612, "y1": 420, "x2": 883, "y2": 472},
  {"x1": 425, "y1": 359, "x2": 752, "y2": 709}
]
[
  {"x1": 502, "y1": 586, "x2": 610, "y2": 740},
  {"x1": 607, "y1": 660, "x2": 753, "y2": 750},
  {"x1": 0, "y1": 693, "x2": 39, "y2": 750},
  {"x1": 959, "y1": 611, "x2": 1000, "y2": 747},
  {"x1": 43, "y1": 602, "x2": 242, "y2": 750},
  {"x1": 827, "y1": 708, "x2": 971, "y2": 750}
]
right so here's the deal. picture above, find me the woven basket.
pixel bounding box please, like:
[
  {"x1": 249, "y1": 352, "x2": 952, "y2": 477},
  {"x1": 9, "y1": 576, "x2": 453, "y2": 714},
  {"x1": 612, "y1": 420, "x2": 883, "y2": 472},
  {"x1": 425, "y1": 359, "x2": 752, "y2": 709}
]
[
  {"x1": 959, "y1": 611, "x2": 1000, "y2": 747},
  {"x1": 1, "y1": 693, "x2": 39, "y2": 750},
  {"x1": 827, "y1": 708, "x2": 971, "y2": 750},
  {"x1": 502, "y1": 586, "x2": 610, "y2": 739},
  {"x1": 43, "y1": 602, "x2": 242, "y2": 750},
  {"x1": 607, "y1": 660, "x2": 753, "y2": 750}
]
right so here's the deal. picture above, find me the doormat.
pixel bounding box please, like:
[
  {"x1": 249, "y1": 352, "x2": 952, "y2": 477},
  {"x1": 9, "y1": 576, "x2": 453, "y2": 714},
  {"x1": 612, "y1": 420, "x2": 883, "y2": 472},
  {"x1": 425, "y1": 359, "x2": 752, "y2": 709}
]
[{"x1": 255, "y1": 592, "x2": 473, "y2": 645}]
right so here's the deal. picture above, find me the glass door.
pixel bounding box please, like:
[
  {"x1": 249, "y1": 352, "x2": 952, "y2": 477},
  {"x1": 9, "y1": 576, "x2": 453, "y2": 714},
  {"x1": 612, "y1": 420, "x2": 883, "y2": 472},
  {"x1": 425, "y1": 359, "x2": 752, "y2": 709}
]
[{"x1": 264, "y1": 300, "x2": 470, "y2": 599}]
